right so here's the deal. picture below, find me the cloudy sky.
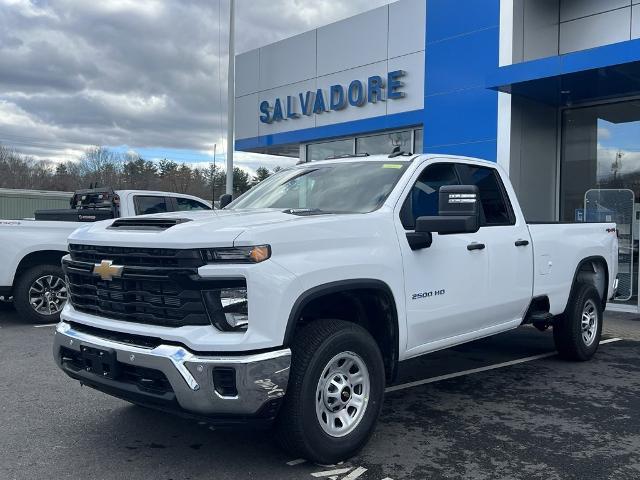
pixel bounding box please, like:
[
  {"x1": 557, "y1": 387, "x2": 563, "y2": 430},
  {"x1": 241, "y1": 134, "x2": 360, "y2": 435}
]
[{"x1": 0, "y1": 0, "x2": 392, "y2": 174}]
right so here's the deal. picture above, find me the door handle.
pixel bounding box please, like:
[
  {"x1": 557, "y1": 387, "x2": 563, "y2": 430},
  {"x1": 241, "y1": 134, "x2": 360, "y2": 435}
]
[
  {"x1": 467, "y1": 242, "x2": 485, "y2": 251},
  {"x1": 515, "y1": 239, "x2": 530, "y2": 247}
]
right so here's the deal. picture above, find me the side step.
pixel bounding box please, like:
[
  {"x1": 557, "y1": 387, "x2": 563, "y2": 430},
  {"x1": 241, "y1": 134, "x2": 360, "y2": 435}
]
[
  {"x1": 529, "y1": 312, "x2": 553, "y2": 331},
  {"x1": 529, "y1": 312, "x2": 553, "y2": 323}
]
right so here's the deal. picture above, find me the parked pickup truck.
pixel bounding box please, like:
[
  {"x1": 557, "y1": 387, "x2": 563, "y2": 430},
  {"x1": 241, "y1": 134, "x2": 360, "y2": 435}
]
[
  {"x1": 54, "y1": 155, "x2": 618, "y2": 463},
  {"x1": 1, "y1": 188, "x2": 210, "y2": 323}
]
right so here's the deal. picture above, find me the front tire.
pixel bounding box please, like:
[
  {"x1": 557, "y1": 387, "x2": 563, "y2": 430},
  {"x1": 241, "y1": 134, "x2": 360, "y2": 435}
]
[
  {"x1": 275, "y1": 319, "x2": 385, "y2": 464},
  {"x1": 553, "y1": 282, "x2": 603, "y2": 361},
  {"x1": 13, "y1": 264, "x2": 68, "y2": 324}
]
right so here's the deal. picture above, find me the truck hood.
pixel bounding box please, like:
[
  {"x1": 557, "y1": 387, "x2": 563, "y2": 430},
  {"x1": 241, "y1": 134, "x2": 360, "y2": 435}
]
[{"x1": 67, "y1": 208, "x2": 320, "y2": 248}]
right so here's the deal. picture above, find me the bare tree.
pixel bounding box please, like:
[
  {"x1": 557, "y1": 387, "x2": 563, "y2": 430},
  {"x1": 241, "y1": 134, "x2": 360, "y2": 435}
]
[{"x1": 0, "y1": 143, "x2": 264, "y2": 199}]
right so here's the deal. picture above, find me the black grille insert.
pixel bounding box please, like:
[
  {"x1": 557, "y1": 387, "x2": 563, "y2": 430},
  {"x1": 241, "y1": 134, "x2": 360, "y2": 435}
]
[
  {"x1": 65, "y1": 245, "x2": 243, "y2": 327},
  {"x1": 65, "y1": 271, "x2": 211, "y2": 327},
  {"x1": 69, "y1": 244, "x2": 204, "y2": 268}
]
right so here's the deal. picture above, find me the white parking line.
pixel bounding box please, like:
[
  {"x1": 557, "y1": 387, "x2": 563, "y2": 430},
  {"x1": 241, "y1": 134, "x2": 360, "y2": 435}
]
[
  {"x1": 33, "y1": 323, "x2": 58, "y2": 328},
  {"x1": 286, "y1": 458, "x2": 307, "y2": 466},
  {"x1": 311, "y1": 467, "x2": 353, "y2": 477},
  {"x1": 342, "y1": 467, "x2": 367, "y2": 480},
  {"x1": 600, "y1": 337, "x2": 623, "y2": 345},
  {"x1": 386, "y1": 337, "x2": 623, "y2": 393}
]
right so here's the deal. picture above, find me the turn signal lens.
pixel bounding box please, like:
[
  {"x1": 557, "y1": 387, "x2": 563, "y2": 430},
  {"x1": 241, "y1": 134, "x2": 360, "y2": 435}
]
[{"x1": 249, "y1": 245, "x2": 271, "y2": 263}]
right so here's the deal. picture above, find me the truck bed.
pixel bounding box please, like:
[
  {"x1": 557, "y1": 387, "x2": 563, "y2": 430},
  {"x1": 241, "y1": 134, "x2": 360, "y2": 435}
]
[{"x1": 527, "y1": 222, "x2": 618, "y2": 314}]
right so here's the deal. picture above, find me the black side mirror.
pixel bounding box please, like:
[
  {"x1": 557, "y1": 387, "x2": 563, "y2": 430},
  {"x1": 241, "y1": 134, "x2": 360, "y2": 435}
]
[
  {"x1": 406, "y1": 231, "x2": 432, "y2": 250},
  {"x1": 415, "y1": 185, "x2": 480, "y2": 235},
  {"x1": 219, "y1": 193, "x2": 233, "y2": 209}
]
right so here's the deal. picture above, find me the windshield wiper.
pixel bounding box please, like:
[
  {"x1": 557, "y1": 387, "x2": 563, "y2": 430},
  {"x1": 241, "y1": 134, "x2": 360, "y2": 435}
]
[{"x1": 282, "y1": 208, "x2": 334, "y2": 216}]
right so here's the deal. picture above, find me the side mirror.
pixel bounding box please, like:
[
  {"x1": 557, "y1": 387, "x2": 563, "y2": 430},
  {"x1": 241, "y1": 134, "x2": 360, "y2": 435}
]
[
  {"x1": 415, "y1": 185, "x2": 480, "y2": 235},
  {"x1": 219, "y1": 193, "x2": 233, "y2": 209},
  {"x1": 406, "y1": 231, "x2": 432, "y2": 250}
]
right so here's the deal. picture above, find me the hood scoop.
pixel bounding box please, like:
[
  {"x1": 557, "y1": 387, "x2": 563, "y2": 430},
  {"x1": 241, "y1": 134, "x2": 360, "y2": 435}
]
[{"x1": 109, "y1": 217, "x2": 192, "y2": 231}]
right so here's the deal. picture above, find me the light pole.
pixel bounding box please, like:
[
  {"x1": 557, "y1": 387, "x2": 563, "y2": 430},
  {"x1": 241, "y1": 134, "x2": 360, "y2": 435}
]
[
  {"x1": 225, "y1": 0, "x2": 235, "y2": 195},
  {"x1": 212, "y1": 143, "x2": 217, "y2": 204}
]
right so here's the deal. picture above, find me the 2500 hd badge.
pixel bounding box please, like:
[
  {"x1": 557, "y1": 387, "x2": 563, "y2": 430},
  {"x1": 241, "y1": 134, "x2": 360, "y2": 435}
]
[{"x1": 412, "y1": 289, "x2": 446, "y2": 300}]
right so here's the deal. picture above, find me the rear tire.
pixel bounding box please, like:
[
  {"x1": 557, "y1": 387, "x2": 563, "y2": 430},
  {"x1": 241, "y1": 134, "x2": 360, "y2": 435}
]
[
  {"x1": 553, "y1": 282, "x2": 602, "y2": 361},
  {"x1": 275, "y1": 319, "x2": 385, "y2": 464},
  {"x1": 13, "y1": 264, "x2": 68, "y2": 324}
]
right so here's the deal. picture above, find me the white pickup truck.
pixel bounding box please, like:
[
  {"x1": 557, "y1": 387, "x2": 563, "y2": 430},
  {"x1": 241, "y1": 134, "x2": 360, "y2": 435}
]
[
  {"x1": 0, "y1": 188, "x2": 211, "y2": 323},
  {"x1": 53, "y1": 154, "x2": 618, "y2": 463}
]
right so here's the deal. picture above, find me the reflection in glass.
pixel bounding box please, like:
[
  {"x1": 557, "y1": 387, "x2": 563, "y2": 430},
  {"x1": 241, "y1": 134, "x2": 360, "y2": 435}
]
[
  {"x1": 307, "y1": 139, "x2": 353, "y2": 161},
  {"x1": 356, "y1": 131, "x2": 412, "y2": 155},
  {"x1": 562, "y1": 103, "x2": 640, "y2": 220}
]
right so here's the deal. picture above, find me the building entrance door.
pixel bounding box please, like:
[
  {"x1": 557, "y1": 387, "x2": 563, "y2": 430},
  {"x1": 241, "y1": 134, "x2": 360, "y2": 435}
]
[{"x1": 561, "y1": 100, "x2": 640, "y2": 310}]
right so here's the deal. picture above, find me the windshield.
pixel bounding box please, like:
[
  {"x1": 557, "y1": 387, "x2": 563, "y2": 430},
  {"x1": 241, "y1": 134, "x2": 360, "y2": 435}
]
[{"x1": 228, "y1": 161, "x2": 409, "y2": 214}]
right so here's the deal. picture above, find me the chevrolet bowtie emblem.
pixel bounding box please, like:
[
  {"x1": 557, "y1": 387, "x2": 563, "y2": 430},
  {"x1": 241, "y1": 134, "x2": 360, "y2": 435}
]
[{"x1": 92, "y1": 260, "x2": 124, "y2": 281}]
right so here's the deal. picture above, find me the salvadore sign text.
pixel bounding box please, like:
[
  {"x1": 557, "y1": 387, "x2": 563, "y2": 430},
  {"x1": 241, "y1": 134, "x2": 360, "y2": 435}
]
[{"x1": 259, "y1": 70, "x2": 406, "y2": 124}]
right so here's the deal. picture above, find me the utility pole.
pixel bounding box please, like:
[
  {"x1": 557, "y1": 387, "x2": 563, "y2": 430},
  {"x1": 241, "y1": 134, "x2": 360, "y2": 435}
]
[{"x1": 225, "y1": 0, "x2": 235, "y2": 195}]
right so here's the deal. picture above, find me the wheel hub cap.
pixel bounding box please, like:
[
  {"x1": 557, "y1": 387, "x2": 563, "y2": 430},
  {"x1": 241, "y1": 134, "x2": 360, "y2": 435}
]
[
  {"x1": 315, "y1": 351, "x2": 370, "y2": 438},
  {"x1": 340, "y1": 386, "x2": 351, "y2": 403},
  {"x1": 581, "y1": 299, "x2": 598, "y2": 347}
]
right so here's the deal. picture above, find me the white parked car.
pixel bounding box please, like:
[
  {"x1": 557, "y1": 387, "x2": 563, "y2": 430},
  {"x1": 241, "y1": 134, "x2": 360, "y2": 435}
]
[
  {"x1": 0, "y1": 188, "x2": 211, "y2": 323},
  {"x1": 53, "y1": 155, "x2": 617, "y2": 463}
]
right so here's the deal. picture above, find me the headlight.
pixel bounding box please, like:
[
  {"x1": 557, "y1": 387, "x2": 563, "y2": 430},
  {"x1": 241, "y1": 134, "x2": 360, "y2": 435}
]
[
  {"x1": 202, "y1": 287, "x2": 248, "y2": 332},
  {"x1": 202, "y1": 245, "x2": 271, "y2": 264}
]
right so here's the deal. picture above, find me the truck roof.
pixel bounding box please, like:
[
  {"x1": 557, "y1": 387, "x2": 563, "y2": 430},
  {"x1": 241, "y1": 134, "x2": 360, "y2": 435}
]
[
  {"x1": 302, "y1": 153, "x2": 499, "y2": 167},
  {"x1": 113, "y1": 190, "x2": 204, "y2": 198}
]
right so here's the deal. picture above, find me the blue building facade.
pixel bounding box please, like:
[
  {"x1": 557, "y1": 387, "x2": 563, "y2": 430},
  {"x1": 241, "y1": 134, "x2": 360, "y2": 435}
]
[{"x1": 423, "y1": 0, "x2": 500, "y2": 160}]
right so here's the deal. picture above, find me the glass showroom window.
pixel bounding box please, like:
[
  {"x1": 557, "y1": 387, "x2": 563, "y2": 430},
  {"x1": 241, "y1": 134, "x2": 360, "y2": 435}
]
[
  {"x1": 356, "y1": 130, "x2": 412, "y2": 156},
  {"x1": 307, "y1": 139, "x2": 354, "y2": 161},
  {"x1": 561, "y1": 101, "x2": 640, "y2": 306}
]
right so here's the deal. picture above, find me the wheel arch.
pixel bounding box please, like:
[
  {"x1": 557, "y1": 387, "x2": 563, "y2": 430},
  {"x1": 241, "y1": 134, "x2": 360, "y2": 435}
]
[
  {"x1": 284, "y1": 279, "x2": 400, "y2": 382},
  {"x1": 566, "y1": 255, "x2": 609, "y2": 312},
  {"x1": 15, "y1": 250, "x2": 68, "y2": 285}
]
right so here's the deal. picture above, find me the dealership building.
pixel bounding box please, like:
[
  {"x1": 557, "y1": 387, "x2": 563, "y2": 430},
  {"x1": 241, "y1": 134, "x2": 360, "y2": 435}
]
[{"x1": 235, "y1": 0, "x2": 640, "y2": 311}]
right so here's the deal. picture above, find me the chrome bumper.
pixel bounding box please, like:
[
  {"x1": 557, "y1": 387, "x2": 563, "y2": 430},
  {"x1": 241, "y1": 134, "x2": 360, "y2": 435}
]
[{"x1": 53, "y1": 322, "x2": 291, "y2": 417}]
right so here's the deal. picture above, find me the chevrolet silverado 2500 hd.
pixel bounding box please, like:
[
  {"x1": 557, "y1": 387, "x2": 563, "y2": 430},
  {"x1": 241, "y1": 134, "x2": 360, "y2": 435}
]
[
  {"x1": 0, "y1": 188, "x2": 210, "y2": 323},
  {"x1": 54, "y1": 154, "x2": 618, "y2": 463}
]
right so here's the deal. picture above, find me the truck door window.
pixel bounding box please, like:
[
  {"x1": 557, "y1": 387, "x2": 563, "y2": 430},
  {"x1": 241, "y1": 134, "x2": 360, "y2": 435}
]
[
  {"x1": 175, "y1": 197, "x2": 211, "y2": 211},
  {"x1": 463, "y1": 166, "x2": 514, "y2": 226},
  {"x1": 134, "y1": 196, "x2": 169, "y2": 215},
  {"x1": 400, "y1": 163, "x2": 460, "y2": 230}
]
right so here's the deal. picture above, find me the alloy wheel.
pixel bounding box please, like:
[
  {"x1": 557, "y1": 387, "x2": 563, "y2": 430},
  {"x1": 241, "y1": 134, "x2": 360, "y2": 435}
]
[{"x1": 29, "y1": 275, "x2": 68, "y2": 316}]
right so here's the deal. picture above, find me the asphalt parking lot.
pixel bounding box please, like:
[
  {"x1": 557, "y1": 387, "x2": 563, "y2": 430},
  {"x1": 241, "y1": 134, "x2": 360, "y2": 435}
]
[{"x1": 1, "y1": 304, "x2": 639, "y2": 480}]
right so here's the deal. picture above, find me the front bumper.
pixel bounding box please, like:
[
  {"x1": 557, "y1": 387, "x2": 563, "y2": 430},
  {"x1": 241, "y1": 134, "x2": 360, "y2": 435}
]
[{"x1": 53, "y1": 322, "x2": 291, "y2": 422}]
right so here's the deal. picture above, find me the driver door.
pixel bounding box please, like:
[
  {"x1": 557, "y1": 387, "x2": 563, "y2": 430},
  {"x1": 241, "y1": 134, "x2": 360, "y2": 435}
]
[{"x1": 395, "y1": 162, "x2": 490, "y2": 352}]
